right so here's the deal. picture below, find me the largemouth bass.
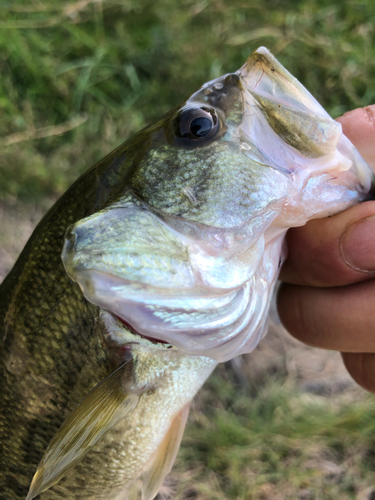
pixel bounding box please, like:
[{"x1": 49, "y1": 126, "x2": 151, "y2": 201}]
[{"x1": 0, "y1": 47, "x2": 373, "y2": 500}]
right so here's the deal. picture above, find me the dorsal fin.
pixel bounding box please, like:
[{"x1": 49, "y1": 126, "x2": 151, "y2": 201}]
[{"x1": 26, "y1": 362, "x2": 140, "y2": 500}]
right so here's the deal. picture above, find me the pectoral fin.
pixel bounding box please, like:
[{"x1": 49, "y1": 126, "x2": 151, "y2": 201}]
[
  {"x1": 141, "y1": 403, "x2": 190, "y2": 500},
  {"x1": 26, "y1": 362, "x2": 139, "y2": 500}
]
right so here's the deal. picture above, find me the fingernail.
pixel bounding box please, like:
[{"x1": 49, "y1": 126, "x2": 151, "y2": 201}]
[{"x1": 341, "y1": 215, "x2": 375, "y2": 272}]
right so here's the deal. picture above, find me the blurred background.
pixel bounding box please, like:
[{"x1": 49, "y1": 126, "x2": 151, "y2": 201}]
[{"x1": 1, "y1": 0, "x2": 375, "y2": 498}]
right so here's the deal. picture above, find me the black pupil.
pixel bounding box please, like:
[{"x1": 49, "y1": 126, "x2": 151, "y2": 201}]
[{"x1": 190, "y1": 117, "x2": 212, "y2": 138}]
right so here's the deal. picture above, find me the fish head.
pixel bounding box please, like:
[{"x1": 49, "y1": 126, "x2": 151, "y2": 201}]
[{"x1": 62, "y1": 47, "x2": 374, "y2": 362}]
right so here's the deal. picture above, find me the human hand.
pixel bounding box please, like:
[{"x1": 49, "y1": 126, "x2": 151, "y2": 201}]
[{"x1": 277, "y1": 105, "x2": 375, "y2": 394}]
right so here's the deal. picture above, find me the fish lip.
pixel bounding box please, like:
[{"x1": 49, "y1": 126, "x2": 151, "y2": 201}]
[
  {"x1": 64, "y1": 265, "x2": 262, "y2": 362},
  {"x1": 69, "y1": 267, "x2": 242, "y2": 312}
]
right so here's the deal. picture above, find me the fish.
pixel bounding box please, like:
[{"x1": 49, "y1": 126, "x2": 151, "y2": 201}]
[{"x1": 0, "y1": 47, "x2": 373, "y2": 500}]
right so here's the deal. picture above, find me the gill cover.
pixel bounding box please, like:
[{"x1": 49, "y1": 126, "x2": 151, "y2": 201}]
[{"x1": 62, "y1": 47, "x2": 374, "y2": 363}]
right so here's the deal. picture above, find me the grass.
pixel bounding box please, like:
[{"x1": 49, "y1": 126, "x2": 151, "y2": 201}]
[
  {"x1": 1, "y1": 0, "x2": 375, "y2": 202},
  {"x1": 172, "y1": 368, "x2": 375, "y2": 499}
]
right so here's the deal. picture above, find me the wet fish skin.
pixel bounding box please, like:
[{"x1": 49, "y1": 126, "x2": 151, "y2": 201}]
[
  {"x1": 1, "y1": 46, "x2": 373, "y2": 500},
  {"x1": 0, "y1": 182, "x2": 108, "y2": 499}
]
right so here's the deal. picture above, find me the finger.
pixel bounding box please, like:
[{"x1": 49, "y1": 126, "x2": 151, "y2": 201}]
[
  {"x1": 279, "y1": 201, "x2": 375, "y2": 287},
  {"x1": 342, "y1": 352, "x2": 375, "y2": 394},
  {"x1": 277, "y1": 279, "x2": 375, "y2": 352},
  {"x1": 337, "y1": 105, "x2": 375, "y2": 171}
]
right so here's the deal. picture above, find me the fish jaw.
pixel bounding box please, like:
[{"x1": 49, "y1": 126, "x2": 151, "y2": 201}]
[{"x1": 62, "y1": 47, "x2": 374, "y2": 363}]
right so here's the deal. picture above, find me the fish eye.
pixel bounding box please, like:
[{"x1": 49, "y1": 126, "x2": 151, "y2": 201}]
[
  {"x1": 190, "y1": 116, "x2": 212, "y2": 138},
  {"x1": 174, "y1": 106, "x2": 220, "y2": 145}
]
